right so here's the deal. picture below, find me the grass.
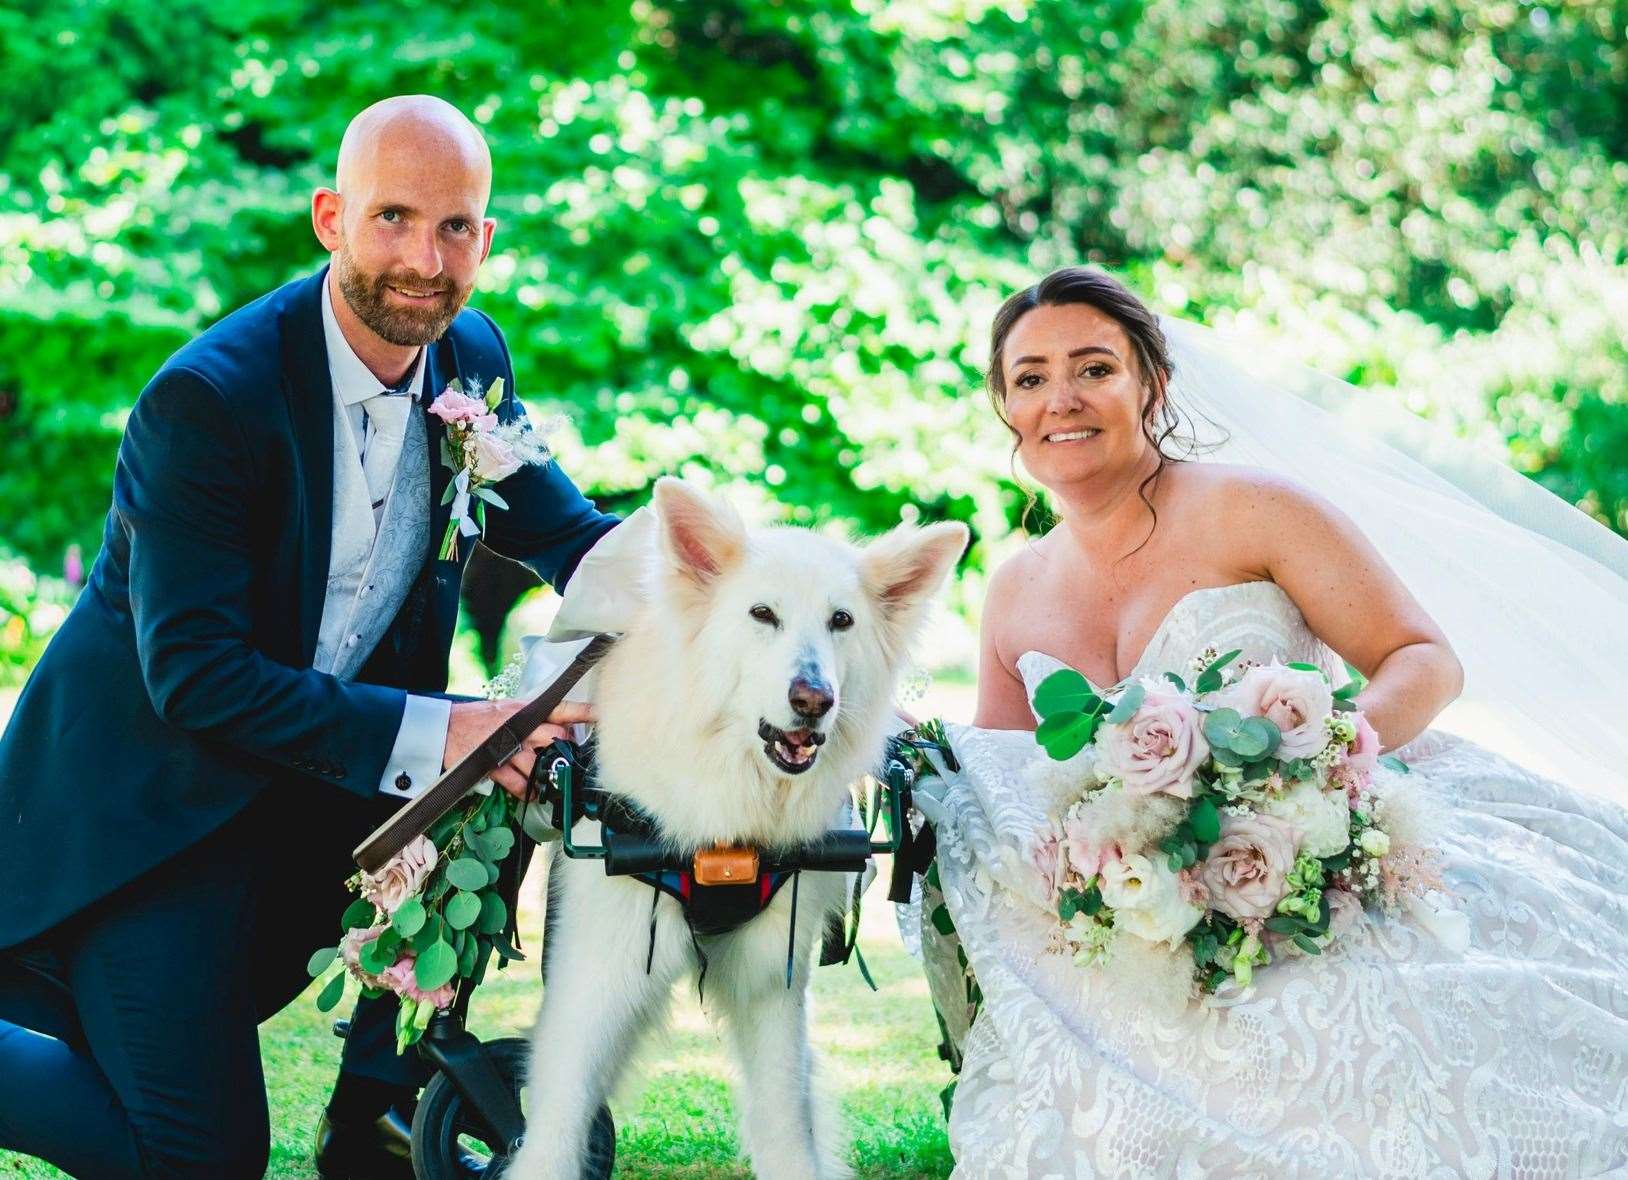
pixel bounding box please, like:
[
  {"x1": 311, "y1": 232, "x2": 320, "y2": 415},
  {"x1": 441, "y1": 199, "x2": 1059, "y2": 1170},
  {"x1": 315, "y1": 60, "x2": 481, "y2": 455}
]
[{"x1": 1, "y1": 855, "x2": 954, "y2": 1179}]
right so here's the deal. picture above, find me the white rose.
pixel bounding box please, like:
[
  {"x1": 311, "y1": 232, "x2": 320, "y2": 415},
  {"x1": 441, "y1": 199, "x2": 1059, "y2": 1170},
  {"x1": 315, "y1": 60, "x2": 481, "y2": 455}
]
[
  {"x1": 1358, "y1": 828, "x2": 1391, "y2": 857},
  {"x1": 470, "y1": 432, "x2": 523, "y2": 482},
  {"x1": 1262, "y1": 780, "x2": 1351, "y2": 858},
  {"x1": 1098, "y1": 854, "x2": 1205, "y2": 945}
]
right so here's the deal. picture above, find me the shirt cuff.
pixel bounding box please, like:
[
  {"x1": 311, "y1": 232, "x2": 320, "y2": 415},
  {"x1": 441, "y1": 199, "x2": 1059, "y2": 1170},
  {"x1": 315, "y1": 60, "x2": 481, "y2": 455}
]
[{"x1": 378, "y1": 694, "x2": 452, "y2": 799}]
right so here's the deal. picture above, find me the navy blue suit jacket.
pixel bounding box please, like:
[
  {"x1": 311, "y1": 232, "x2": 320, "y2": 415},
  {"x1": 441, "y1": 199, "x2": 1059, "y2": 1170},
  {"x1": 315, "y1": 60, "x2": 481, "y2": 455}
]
[{"x1": 0, "y1": 268, "x2": 618, "y2": 948}]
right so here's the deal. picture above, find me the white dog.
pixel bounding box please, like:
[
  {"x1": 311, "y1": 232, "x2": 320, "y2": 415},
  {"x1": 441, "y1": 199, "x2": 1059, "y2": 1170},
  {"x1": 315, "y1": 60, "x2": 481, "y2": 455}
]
[{"x1": 508, "y1": 477, "x2": 966, "y2": 1180}]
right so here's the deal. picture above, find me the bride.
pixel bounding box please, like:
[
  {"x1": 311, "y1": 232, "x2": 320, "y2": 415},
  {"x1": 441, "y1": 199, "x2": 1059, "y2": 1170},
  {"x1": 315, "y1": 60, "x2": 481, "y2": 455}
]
[{"x1": 913, "y1": 268, "x2": 1628, "y2": 1177}]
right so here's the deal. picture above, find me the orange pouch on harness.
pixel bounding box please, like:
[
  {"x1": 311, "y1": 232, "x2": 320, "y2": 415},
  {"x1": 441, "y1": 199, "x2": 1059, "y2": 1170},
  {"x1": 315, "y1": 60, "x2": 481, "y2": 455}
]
[{"x1": 692, "y1": 845, "x2": 760, "y2": 886}]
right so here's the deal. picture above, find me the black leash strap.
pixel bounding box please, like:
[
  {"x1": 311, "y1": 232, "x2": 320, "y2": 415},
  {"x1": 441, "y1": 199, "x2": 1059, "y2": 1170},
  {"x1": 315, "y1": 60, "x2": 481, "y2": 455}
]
[{"x1": 353, "y1": 634, "x2": 616, "y2": 873}]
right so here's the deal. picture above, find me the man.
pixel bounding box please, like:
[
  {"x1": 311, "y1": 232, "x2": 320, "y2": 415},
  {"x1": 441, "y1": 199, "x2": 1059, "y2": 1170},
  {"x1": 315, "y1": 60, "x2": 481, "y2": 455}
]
[{"x1": 0, "y1": 96, "x2": 615, "y2": 1177}]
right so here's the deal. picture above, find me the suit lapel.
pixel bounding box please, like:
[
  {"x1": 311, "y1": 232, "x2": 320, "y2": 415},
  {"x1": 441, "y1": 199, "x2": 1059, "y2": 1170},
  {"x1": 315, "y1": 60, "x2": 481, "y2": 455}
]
[
  {"x1": 282, "y1": 267, "x2": 335, "y2": 665},
  {"x1": 422, "y1": 337, "x2": 455, "y2": 568}
]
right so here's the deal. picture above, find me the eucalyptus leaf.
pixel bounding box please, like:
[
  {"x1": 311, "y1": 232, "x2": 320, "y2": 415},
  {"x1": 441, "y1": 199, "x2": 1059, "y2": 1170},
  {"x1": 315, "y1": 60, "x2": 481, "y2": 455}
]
[
  {"x1": 1202, "y1": 707, "x2": 1243, "y2": 748},
  {"x1": 445, "y1": 857, "x2": 489, "y2": 892},
  {"x1": 475, "y1": 826, "x2": 515, "y2": 863},
  {"x1": 472, "y1": 485, "x2": 509, "y2": 511},
  {"x1": 1292, "y1": 933, "x2": 1323, "y2": 955},
  {"x1": 359, "y1": 936, "x2": 396, "y2": 977},
  {"x1": 445, "y1": 890, "x2": 482, "y2": 931},
  {"x1": 1031, "y1": 668, "x2": 1097, "y2": 719},
  {"x1": 391, "y1": 896, "x2": 427, "y2": 939},
  {"x1": 416, "y1": 915, "x2": 446, "y2": 952},
  {"x1": 478, "y1": 892, "x2": 509, "y2": 936},
  {"x1": 341, "y1": 898, "x2": 377, "y2": 932},
  {"x1": 1035, "y1": 711, "x2": 1098, "y2": 761},
  {"x1": 457, "y1": 936, "x2": 480, "y2": 979},
  {"x1": 315, "y1": 971, "x2": 346, "y2": 1013},
  {"x1": 930, "y1": 905, "x2": 955, "y2": 937},
  {"x1": 1234, "y1": 716, "x2": 1281, "y2": 759},
  {"x1": 1380, "y1": 754, "x2": 1411, "y2": 774},
  {"x1": 306, "y1": 947, "x2": 338, "y2": 979},
  {"x1": 1195, "y1": 649, "x2": 1242, "y2": 694},
  {"x1": 1163, "y1": 672, "x2": 1187, "y2": 692},
  {"x1": 414, "y1": 939, "x2": 458, "y2": 993},
  {"x1": 1106, "y1": 682, "x2": 1145, "y2": 724},
  {"x1": 489, "y1": 939, "x2": 525, "y2": 963}
]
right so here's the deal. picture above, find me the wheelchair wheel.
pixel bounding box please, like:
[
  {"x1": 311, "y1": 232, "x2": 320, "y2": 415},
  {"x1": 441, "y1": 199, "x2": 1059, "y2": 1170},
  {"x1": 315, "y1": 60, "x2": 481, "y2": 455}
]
[{"x1": 410, "y1": 1036, "x2": 616, "y2": 1179}]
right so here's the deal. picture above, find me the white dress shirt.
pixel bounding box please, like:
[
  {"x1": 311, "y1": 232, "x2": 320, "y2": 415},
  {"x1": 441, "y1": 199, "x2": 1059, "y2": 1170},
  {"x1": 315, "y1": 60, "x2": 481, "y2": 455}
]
[{"x1": 319, "y1": 278, "x2": 450, "y2": 799}]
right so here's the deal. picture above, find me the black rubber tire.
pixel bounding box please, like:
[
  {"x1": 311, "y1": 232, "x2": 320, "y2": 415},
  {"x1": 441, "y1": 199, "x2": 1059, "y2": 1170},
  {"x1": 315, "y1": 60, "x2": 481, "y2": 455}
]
[{"x1": 410, "y1": 1036, "x2": 615, "y2": 1179}]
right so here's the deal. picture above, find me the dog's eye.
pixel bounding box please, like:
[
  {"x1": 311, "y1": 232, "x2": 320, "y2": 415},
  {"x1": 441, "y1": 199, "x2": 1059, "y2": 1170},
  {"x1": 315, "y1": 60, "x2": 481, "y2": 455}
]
[
  {"x1": 749, "y1": 604, "x2": 780, "y2": 627},
  {"x1": 829, "y1": 609, "x2": 854, "y2": 631}
]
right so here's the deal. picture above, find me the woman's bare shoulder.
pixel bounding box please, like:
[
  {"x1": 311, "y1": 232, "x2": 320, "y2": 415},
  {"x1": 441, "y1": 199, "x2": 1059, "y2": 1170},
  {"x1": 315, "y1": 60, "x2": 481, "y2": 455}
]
[{"x1": 1176, "y1": 462, "x2": 1335, "y2": 521}]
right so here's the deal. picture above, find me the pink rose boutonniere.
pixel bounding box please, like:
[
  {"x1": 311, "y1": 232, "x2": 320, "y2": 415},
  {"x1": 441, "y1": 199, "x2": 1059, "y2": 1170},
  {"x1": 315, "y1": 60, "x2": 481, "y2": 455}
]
[{"x1": 427, "y1": 376, "x2": 556, "y2": 560}]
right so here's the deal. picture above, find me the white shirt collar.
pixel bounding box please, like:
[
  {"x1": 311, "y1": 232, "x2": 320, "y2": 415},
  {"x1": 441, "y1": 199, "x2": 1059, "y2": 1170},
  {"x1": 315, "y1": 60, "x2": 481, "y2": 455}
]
[{"x1": 321, "y1": 273, "x2": 426, "y2": 407}]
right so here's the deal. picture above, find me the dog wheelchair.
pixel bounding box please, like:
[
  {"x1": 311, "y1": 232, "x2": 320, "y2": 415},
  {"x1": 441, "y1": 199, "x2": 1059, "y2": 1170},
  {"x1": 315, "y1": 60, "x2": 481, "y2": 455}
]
[{"x1": 385, "y1": 732, "x2": 930, "y2": 1179}]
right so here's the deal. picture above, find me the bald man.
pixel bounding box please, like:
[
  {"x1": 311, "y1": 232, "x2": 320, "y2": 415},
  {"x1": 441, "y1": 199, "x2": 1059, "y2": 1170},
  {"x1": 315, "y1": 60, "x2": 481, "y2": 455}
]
[{"x1": 0, "y1": 97, "x2": 619, "y2": 1177}]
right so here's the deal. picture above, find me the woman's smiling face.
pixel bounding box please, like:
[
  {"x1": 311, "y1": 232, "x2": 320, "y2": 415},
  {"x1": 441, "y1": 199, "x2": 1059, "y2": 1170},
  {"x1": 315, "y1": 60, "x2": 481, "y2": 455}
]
[{"x1": 999, "y1": 302, "x2": 1158, "y2": 493}]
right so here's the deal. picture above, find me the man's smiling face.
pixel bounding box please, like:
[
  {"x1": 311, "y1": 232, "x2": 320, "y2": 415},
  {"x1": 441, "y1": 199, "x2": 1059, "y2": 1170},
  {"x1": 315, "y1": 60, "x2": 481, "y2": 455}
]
[{"x1": 316, "y1": 97, "x2": 497, "y2": 349}]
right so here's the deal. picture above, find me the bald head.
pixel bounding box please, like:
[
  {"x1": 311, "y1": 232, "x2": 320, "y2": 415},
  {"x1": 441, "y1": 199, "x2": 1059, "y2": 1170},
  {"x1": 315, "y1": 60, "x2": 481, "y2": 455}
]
[
  {"x1": 312, "y1": 96, "x2": 497, "y2": 359},
  {"x1": 336, "y1": 95, "x2": 492, "y2": 207}
]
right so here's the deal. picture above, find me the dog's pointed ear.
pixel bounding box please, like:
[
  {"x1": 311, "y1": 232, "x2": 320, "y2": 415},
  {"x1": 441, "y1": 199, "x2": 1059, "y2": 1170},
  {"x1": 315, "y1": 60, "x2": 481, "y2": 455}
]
[
  {"x1": 653, "y1": 477, "x2": 746, "y2": 588},
  {"x1": 861, "y1": 520, "x2": 969, "y2": 624}
]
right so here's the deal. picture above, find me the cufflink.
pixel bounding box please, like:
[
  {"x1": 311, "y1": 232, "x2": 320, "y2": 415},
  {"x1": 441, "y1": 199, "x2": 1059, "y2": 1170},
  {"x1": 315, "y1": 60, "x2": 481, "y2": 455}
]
[{"x1": 395, "y1": 772, "x2": 412, "y2": 791}]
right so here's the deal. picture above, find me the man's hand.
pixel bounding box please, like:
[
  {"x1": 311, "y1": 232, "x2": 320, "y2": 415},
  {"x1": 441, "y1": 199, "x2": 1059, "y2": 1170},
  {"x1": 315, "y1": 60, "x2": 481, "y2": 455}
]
[{"x1": 443, "y1": 698, "x2": 596, "y2": 800}]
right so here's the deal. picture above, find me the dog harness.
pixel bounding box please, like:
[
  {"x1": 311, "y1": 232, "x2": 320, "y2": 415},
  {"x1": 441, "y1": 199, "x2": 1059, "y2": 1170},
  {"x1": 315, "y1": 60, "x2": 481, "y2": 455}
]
[{"x1": 594, "y1": 792, "x2": 805, "y2": 997}]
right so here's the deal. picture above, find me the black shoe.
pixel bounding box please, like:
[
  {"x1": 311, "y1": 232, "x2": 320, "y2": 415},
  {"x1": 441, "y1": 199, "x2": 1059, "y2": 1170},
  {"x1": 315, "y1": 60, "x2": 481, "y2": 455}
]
[{"x1": 314, "y1": 1104, "x2": 419, "y2": 1180}]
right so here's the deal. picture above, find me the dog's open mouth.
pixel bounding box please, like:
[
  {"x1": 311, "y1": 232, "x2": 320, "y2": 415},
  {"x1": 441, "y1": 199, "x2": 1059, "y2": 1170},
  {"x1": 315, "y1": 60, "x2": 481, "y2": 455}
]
[{"x1": 758, "y1": 720, "x2": 826, "y2": 775}]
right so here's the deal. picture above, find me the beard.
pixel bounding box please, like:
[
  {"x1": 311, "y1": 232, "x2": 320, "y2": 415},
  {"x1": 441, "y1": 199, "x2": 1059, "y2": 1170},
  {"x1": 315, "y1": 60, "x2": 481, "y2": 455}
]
[{"x1": 333, "y1": 243, "x2": 471, "y2": 346}]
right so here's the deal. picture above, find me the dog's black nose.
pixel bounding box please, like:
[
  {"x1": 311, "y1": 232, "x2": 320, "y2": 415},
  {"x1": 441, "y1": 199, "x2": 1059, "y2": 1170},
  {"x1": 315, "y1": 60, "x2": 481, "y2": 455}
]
[{"x1": 788, "y1": 675, "x2": 834, "y2": 720}]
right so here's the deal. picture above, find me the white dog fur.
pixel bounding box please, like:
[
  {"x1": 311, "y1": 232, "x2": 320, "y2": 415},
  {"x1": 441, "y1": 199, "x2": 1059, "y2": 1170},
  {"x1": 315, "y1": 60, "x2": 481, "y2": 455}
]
[{"x1": 508, "y1": 477, "x2": 966, "y2": 1179}]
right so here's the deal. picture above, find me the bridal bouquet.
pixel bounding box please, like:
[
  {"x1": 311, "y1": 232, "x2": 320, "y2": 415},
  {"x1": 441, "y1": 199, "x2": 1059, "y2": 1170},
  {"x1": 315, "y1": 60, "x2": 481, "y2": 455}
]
[
  {"x1": 1027, "y1": 649, "x2": 1438, "y2": 997},
  {"x1": 306, "y1": 786, "x2": 528, "y2": 1053},
  {"x1": 428, "y1": 377, "x2": 555, "y2": 560}
]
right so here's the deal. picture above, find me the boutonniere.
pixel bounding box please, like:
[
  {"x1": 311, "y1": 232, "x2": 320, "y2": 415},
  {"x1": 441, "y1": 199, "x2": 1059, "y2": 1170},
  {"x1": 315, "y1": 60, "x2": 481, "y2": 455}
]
[{"x1": 427, "y1": 377, "x2": 554, "y2": 560}]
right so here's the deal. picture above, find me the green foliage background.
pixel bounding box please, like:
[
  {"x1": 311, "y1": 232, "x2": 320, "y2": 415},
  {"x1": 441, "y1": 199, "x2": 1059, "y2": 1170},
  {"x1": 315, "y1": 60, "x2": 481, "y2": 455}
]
[{"x1": 1, "y1": 0, "x2": 1624, "y2": 587}]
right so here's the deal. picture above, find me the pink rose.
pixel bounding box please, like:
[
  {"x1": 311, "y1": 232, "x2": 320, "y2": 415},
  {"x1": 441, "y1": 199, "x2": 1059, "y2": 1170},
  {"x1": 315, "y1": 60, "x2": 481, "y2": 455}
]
[
  {"x1": 1093, "y1": 685, "x2": 1209, "y2": 798},
  {"x1": 1218, "y1": 663, "x2": 1334, "y2": 760},
  {"x1": 1347, "y1": 713, "x2": 1381, "y2": 774},
  {"x1": 1061, "y1": 812, "x2": 1116, "y2": 881},
  {"x1": 381, "y1": 955, "x2": 457, "y2": 1010},
  {"x1": 470, "y1": 431, "x2": 522, "y2": 482},
  {"x1": 427, "y1": 389, "x2": 491, "y2": 425},
  {"x1": 340, "y1": 923, "x2": 390, "y2": 989},
  {"x1": 1199, "y1": 813, "x2": 1301, "y2": 921},
  {"x1": 1177, "y1": 865, "x2": 1209, "y2": 908},
  {"x1": 1030, "y1": 828, "x2": 1067, "y2": 902},
  {"x1": 1324, "y1": 887, "x2": 1363, "y2": 938},
  {"x1": 361, "y1": 835, "x2": 438, "y2": 914}
]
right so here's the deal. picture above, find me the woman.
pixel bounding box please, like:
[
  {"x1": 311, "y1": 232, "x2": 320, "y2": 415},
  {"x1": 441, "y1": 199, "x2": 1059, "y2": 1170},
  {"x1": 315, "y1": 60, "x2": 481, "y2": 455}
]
[{"x1": 915, "y1": 268, "x2": 1628, "y2": 1177}]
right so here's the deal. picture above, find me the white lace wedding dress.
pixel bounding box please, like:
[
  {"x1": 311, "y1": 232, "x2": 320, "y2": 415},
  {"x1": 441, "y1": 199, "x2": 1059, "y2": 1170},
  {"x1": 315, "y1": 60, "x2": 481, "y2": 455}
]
[{"x1": 915, "y1": 580, "x2": 1628, "y2": 1179}]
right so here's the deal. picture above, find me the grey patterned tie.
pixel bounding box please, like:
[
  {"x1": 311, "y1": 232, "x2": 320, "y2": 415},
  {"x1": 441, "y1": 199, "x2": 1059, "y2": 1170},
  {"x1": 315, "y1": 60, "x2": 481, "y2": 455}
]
[{"x1": 360, "y1": 365, "x2": 419, "y2": 519}]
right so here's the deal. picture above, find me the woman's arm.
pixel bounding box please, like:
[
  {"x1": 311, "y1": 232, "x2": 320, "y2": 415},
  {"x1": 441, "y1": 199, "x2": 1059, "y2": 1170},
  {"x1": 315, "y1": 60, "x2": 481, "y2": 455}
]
[
  {"x1": 973, "y1": 558, "x2": 1042, "y2": 729},
  {"x1": 1239, "y1": 474, "x2": 1464, "y2": 749}
]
